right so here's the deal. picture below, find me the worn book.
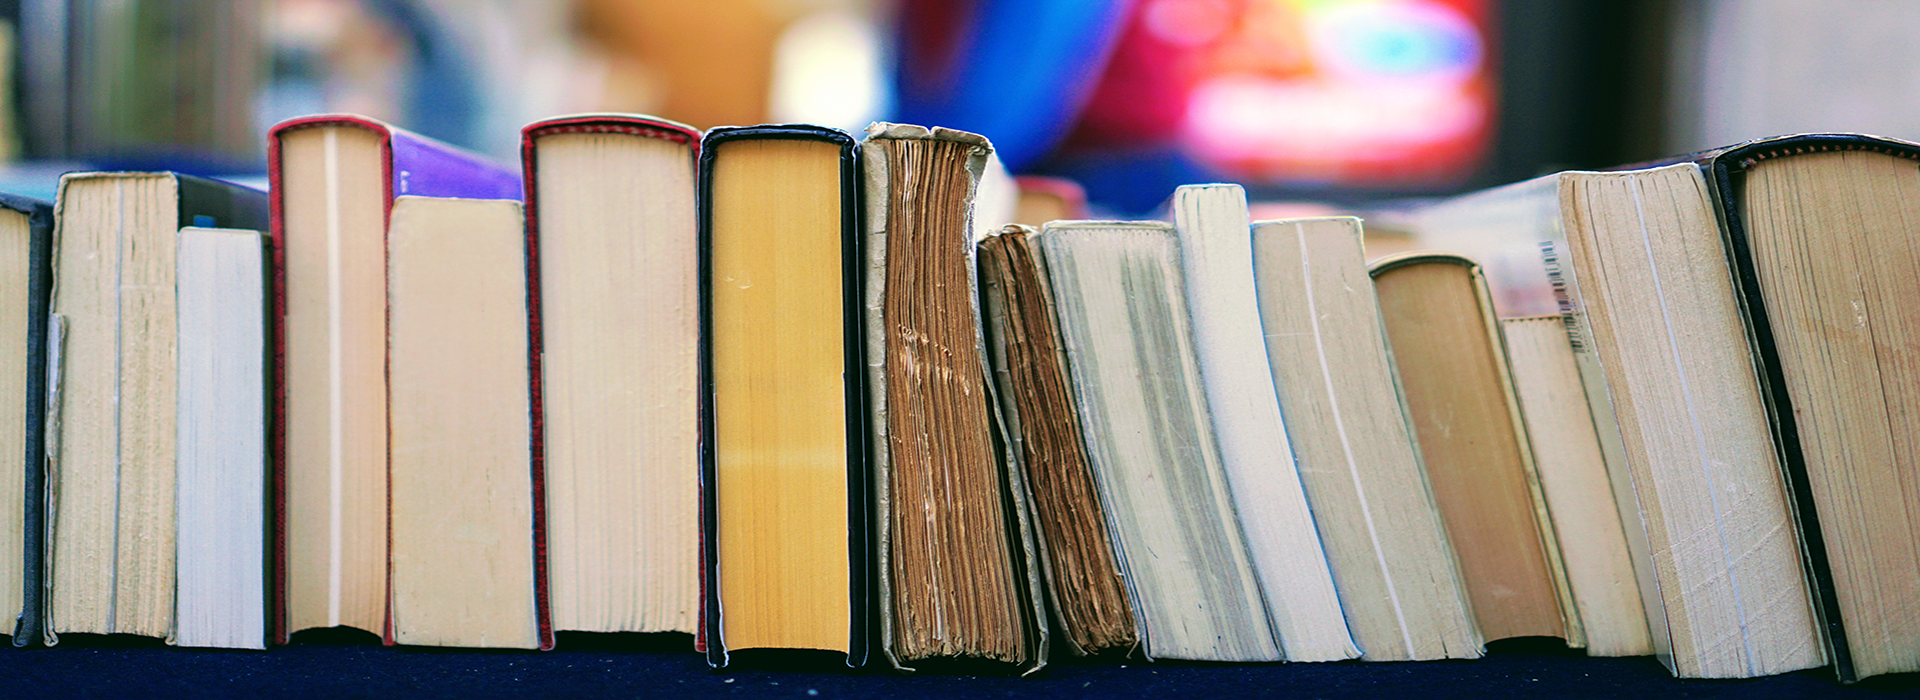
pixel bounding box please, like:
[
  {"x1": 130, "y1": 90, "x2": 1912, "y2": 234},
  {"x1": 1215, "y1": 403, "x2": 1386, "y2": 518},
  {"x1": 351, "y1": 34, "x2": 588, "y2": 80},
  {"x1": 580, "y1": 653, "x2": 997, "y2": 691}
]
[
  {"x1": 268, "y1": 114, "x2": 523, "y2": 644},
  {"x1": 699, "y1": 125, "x2": 868, "y2": 668},
  {"x1": 522, "y1": 114, "x2": 702, "y2": 638},
  {"x1": 1249, "y1": 216, "x2": 1480, "y2": 661},
  {"x1": 976, "y1": 225, "x2": 1138, "y2": 657},
  {"x1": 861, "y1": 123, "x2": 1047, "y2": 673},
  {"x1": 46, "y1": 172, "x2": 268, "y2": 645}
]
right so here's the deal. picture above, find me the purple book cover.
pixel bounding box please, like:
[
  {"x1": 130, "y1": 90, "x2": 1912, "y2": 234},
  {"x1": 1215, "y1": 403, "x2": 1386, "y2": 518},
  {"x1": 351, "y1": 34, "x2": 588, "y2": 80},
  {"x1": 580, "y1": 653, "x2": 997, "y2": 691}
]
[
  {"x1": 265, "y1": 114, "x2": 523, "y2": 648},
  {"x1": 387, "y1": 127, "x2": 523, "y2": 201}
]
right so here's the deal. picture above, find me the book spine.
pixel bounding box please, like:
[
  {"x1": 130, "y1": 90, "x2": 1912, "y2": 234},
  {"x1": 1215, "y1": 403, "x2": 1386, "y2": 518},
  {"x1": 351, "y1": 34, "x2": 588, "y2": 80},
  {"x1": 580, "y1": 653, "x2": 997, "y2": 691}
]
[
  {"x1": 518, "y1": 130, "x2": 554, "y2": 653},
  {"x1": 14, "y1": 199, "x2": 53, "y2": 647}
]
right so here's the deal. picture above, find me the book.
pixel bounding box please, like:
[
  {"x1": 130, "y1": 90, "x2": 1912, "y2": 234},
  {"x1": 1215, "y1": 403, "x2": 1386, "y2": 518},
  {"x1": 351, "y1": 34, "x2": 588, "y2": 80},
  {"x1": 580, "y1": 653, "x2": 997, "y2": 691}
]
[
  {"x1": 1171, "y1": 184, "x2": 1354, "y2": 662},
  {"x1": 1498, "y1": 316, "x2": 1651, "y2": 657},
  {"x1": 267, "y1": 114, "x2": 522, "y2": 644},
  {"x1": 976, "y1": 224, "x2": 1138, "y2": 657},
  {"x1": 45, "y1": 172, "x2": 268, "y2": 644},
  {"x1": 1706, "y1": 134, "x2": 1920, "y2": 681},
  {"x1": 1393, "y1": 159, "x2": 1825, "y2": 678},
  {"x1": 698, "y1": 125, "x2": 867, "y2": 668},
  {"x1": 1248, "y1": 216, "x2": 1481, "y2": 661},
  {"x1": 521, "y1": 114, "x2": 702, "y2": 638},
  {"x1": 0, "y1": 194, "x2": 52, "y2": 647},
  {"x1": 861, "y1": 123, "x2": 1047, "y2": 672},
  {"x1": 385, "y1": 195, "x2": 540, "y2": 649},
  {"x1": 1368, "y1": 253, "x2": 1578, "y2": 645},
  {"x1": 173, "y1": 226, "x2": 269, "y2": 650},
  {"x1": 1039, "y1": 219, "x2": 1278, "y2": 662}
]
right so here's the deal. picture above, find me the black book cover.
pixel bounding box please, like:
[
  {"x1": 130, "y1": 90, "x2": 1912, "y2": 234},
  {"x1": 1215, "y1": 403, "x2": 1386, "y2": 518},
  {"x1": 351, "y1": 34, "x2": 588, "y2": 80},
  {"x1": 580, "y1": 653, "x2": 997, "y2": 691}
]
[
  {"x1": 696, "y1": 125, "x2": 868, "y2": 669},
  {"x1": 175, "y1": 174, "x2": 271, "y2": 232},
  {"x1": 1703, "y1": 133, "x2": 1920, "y2": 683},
  {"x1": 4, "y1": 193, "x2": 51, "y2": 648}
]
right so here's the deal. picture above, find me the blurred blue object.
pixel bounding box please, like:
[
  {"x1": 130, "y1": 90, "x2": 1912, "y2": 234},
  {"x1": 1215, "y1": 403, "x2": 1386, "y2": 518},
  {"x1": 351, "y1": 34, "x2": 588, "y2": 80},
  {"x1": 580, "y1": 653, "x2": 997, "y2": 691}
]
[
  {"x1": 363, "y1": 0, "x2": 485, "y2": 152},
  {"x1": 892, "y1": 0, "x2": 1136, "y2": 170}
]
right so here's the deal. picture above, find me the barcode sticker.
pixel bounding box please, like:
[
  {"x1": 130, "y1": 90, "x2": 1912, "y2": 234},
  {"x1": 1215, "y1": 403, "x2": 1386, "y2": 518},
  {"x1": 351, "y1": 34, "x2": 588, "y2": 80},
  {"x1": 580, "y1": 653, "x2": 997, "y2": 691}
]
[{"x1": 1540, "y1": 240, "x2": 1586, "y2": 352}]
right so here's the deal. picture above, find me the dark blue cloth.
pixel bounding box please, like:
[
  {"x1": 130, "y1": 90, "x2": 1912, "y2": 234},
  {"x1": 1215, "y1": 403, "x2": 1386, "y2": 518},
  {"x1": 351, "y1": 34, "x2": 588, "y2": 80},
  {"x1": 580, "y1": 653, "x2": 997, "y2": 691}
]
[{"x1": 2, "y1": 633, "x2": 1910, "y2": 698}]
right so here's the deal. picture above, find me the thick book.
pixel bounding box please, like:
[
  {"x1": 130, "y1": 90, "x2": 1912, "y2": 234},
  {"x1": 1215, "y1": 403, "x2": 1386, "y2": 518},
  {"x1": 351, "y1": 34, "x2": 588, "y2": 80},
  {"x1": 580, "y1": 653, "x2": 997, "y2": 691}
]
[
  {"x1": 2, "y1": 194, "x2": 51, "y2": 647},
  {"x1": 698, "y1": 125, "x2": 868, "y2": 668},
  {"x1": 1704, "y1": 134, "x2": 1920, "y2": 682},
  {"x1": 977, "y1": 224, "x2": 1138, "y2": 658},
  {"x1": 861, "y1": 123, "x2": 1048, "y2": 673},
  {"x1": 1368, "y1": 254, "x2": 1579, "y2": 646},
  {"x1": 45, "y1": 172, "x2": 268, "y2": 645},
  {"x1": 385, "y1": 196, "x2": 541, "y2": 650},
  {"x1": 521, "y1": 114, "x2": 702, "y2": 638},
  {"x1": 1249, "y1": 216, "x2": 1481, "y2": 661},
  {"x1": 1038, "y1": 219, "x2": 1279, "y2": 662},
  {"x1": 174, "y1": 227, "x2": 270, "y2": 650},
  {"x1": 1172, "y1": 185, "x2": 1354, "y2": 662},
  {"x1": 267, "y1": 114, "x2": 523, "y2": 645},
  {"x1": 1380, "y1": 164, "x2": 1824, "y2": 678}
]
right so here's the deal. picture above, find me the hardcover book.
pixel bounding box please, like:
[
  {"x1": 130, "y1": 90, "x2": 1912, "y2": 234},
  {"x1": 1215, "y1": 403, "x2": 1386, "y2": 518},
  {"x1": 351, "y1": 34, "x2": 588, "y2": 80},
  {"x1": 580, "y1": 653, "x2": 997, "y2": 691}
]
[
  {"x1": 267, "y1": 114, "x2": 524, "y2": 646},
  {"x1": 521, "y1": 114, "x2": 702, "y2": 639},
  {"x1": 698, "y1": 125, "x2": 868, "y2": 668},
  {"x1": 1369, "y1": 253, "x2": 1578, "y2": 646},
  {"x1": 1, "y1": 194, "x2": 51, "y2": 648},
  {"x1": 1705, "y1": 134, "x2": 1920, "y2": 681},
  {"x1": 385, "y1": 196, "x2": 541, "y2": 650}
]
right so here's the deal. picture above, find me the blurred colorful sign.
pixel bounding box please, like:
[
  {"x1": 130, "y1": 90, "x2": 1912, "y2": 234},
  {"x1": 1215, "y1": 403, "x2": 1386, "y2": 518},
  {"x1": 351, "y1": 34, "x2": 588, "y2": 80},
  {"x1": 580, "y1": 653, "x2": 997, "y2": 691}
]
[{"x1": 1076, "y1": 0, "x2": 1495, "y2": 187}]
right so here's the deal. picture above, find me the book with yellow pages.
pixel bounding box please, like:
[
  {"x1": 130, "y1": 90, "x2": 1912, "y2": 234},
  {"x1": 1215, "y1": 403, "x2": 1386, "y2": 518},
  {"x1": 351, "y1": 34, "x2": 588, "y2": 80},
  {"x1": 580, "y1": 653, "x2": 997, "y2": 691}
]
[
  {"x1": 1368, "y1": 253, "x2": 1577, "y2": 651},
  {"x1": 698, "y1": 125, "x2": 867, "y2": 668}
]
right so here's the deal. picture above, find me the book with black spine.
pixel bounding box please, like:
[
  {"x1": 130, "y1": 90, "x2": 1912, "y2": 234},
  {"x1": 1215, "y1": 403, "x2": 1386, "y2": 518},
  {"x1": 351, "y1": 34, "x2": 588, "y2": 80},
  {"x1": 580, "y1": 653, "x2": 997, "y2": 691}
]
[{"x1": 697, "y1": 125, "x2": 869, "y2": 669}]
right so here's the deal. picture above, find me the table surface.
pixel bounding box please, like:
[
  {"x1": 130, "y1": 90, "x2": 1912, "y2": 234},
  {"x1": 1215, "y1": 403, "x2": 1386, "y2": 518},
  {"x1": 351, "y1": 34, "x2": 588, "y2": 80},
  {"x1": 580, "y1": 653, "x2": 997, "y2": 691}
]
[{"x1": 5, "y1": 632, "x2": 1915, "y2": 698}]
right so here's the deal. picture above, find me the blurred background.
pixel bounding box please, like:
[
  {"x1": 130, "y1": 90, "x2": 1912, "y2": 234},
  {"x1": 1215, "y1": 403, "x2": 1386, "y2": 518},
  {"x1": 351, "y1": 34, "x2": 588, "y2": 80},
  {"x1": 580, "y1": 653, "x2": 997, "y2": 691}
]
[{"x1": 1, "y1": 0, "x2": 1918, "y2": 213}]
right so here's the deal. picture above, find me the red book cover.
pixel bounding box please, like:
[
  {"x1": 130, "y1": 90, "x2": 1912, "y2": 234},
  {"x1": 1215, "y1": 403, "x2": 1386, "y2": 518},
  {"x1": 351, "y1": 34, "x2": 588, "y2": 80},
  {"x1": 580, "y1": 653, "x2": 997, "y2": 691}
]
[{"x1": 519, "y1": 114, "x2": 702, "y2": 652}]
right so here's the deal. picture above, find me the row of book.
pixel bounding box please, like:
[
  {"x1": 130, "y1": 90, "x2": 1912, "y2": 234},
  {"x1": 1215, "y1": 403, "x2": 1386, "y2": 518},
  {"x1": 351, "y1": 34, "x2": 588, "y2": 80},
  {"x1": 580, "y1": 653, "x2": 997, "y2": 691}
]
[{"x1": 0, "y1": 115, "x2": 1911, "y2": 684}]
